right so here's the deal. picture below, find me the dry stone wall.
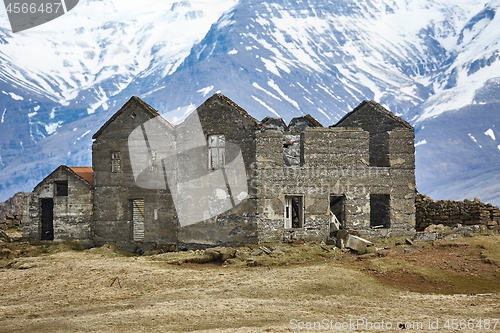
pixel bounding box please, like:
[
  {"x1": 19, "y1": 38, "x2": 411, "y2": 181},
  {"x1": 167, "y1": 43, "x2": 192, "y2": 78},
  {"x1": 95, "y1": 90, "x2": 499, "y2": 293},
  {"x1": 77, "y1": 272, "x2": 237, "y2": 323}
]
[{"x1": 416, "y1": 194, "x2": 500, "y2": 231}]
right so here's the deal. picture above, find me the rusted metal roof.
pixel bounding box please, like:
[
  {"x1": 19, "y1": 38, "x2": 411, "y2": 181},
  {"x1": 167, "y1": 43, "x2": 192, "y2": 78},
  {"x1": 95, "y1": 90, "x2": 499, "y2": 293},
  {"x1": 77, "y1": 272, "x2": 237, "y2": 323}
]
[{"x1": 69, "y1": 166, "x2": 93, "y2": 184}]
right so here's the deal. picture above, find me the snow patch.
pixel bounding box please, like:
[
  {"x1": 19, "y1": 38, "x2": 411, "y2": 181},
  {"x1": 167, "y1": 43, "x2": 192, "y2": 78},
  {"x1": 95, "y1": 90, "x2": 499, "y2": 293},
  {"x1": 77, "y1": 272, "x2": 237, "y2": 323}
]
[
  {"x1": 260, "y1": 57, "x2": 281, "y2": 76},
  {"x1": 197, "y1": 85, "x2": 214, "y2": 97},
  {"x1": 252, "y1": 95, "x2": 280, "y2": 117},
  {"x1": 468, "y1": 133, "x2": 477, "y2": 143},
  {"x1": 50, "y1": 108, "x2": 57, "y2": 119},
  {"x1": 1, "y1": 108, "x2": 6, "y2": 123},
  {"x1": 45, "y1": 122, "x2": 61, "y2": 135},
  {"x1": 163, "y1": 104, "x2": 196, "y2": 125},
  {"x1": 252, "y1": 82, "x2": 282, "y2": 101},
  {"x1": 34, "y1": 105, "x2": 40, "y2": 112},
  {"x1": 268, "y1": 80, "x2": 300, "y2": 110},
  {"x1": 415, "y1": 139, "x2": 427, "y2": 147},
  {"x1": 227, "y1": 49, "x2": 238, "y2": 55},
  {"x1": 317, "y1": 108, "x2": 331, "y2": 121},
  {"x1": 9, "y1": 92, "x2": 23, "y2": 100},
  {"x1": 2, "y1": 91, "x2": 23, "y2": 101},
  {"x1": 484, "y1": 128, "x2": 496, "y2": 141},
  {"x1": 80, "y1": 130, "x2": 91, "y2": 139}
]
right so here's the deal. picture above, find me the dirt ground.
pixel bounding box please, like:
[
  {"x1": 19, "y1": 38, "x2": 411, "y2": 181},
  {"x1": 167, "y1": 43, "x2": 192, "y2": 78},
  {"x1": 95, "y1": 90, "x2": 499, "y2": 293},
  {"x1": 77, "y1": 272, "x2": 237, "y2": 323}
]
[{"x1": 0, "y1": 234, "x2": 499, "y2": 333}]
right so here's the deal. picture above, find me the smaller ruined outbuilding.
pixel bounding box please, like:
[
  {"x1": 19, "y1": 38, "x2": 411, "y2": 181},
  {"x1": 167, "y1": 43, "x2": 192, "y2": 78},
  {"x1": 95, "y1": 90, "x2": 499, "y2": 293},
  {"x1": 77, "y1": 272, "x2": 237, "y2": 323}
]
[{"x1": 23, "y1": 166, "x2": 93, "y2": 244}]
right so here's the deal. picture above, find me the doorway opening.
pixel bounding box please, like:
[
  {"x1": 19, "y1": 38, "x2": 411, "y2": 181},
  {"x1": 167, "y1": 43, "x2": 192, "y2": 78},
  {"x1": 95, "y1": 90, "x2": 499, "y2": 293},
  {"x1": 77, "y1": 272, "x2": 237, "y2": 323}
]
[
  {"x1": 329, "y1": 195, "x2": 345, "y2": 235},
  {"x1": 40, "y1": 198, "x2": 54, "y2": 240},
  {"x1": 284, "y1": 195, "x2": 304, "y2": 228},
  {"x1": 370, "y1": 194, "x2": 390, "y2": 228}
]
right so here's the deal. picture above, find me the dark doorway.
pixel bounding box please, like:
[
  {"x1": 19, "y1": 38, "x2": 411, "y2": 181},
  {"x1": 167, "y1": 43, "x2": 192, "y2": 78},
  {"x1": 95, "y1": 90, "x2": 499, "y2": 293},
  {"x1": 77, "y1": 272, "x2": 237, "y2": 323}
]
[
  {"x1": 330, "y1": 195, "x2": 345, "y2": 235},
  {"x1": 370, "y1": 194, "x2": 390, "y2": 228},
  {"x1": 41, "y1": 198, "x2": 54, "y2": 240}
]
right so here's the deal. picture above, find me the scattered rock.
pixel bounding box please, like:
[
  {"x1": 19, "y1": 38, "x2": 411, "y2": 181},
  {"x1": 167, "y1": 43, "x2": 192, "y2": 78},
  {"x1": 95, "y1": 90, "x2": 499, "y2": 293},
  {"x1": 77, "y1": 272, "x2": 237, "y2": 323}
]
[
  {"x1": 250, "y1": 250, "x2": 263, "y2": 256},
  {"x1": 414, "y1": 232, "x2": 438, "y2": 242}
]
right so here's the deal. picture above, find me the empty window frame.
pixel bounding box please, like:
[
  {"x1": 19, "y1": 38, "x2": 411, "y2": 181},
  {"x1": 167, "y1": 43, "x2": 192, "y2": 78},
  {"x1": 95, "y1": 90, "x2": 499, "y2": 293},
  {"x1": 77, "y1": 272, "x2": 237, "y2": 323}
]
[
  {"x1": 369, "y1": 132, "x2": 390, "y2": 167},
  {"x1": 284, "y1": 195, "x2": 304, "y2": 228},
  {"x1": 370, "y1": 194, "x2": 390, "y2": 228},
  {"x1": 111, "y1": 151, "x2": 121, "y2": 173},
  {"x1": 208, "y1": 134, "x2": 225, "y2": 170},
  {"x1": 282, "y1": 134, "x2": 304, "y2": 167},
  {"x1": 55, "y1": 181, "x2": 68, "y2": 196},
  {"x1": 131, "y1": 199, "x2": 145, "y2": 241}
]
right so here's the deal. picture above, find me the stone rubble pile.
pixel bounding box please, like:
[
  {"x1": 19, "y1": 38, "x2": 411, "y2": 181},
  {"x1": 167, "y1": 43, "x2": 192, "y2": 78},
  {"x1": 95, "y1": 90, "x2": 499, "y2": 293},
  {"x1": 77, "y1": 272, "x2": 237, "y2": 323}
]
[{"x1": 0, "y1": 214, "x2": 22, "y2": 231}]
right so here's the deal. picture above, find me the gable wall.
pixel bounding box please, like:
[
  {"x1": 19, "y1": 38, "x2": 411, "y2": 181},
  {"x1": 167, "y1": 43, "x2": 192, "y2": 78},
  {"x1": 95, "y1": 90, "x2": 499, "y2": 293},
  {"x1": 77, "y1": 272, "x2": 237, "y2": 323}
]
[
  {"x1": 175, "y1": 97, "x2": 260, "y2": 248},
  {"x1": 92, "y1": 102, "x2": 177, "y2": 251}
]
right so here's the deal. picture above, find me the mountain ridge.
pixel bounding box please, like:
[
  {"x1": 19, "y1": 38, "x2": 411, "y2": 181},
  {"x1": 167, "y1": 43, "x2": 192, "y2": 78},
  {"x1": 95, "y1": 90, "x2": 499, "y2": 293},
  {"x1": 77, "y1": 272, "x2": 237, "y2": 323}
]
[{"x1": 0, "y1": 0, "x2": 499, "y2": 205}]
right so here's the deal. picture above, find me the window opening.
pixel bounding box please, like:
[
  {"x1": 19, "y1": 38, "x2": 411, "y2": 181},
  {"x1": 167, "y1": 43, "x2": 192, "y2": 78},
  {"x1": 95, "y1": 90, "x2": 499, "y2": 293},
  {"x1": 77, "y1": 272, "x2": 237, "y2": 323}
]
[
  {"x1": 208, "y1": 134, "x2": 225, "y2": 170},
  {"x1": 284, "y1": 195, "x2": 304, "y2": 228}
]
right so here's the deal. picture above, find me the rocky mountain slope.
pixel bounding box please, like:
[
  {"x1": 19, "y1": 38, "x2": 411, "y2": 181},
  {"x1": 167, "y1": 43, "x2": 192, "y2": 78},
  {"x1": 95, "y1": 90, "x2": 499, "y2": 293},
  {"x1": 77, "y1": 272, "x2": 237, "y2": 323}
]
[{"x1": 0, "y1": 0, "x2": 499, "y2": 205}]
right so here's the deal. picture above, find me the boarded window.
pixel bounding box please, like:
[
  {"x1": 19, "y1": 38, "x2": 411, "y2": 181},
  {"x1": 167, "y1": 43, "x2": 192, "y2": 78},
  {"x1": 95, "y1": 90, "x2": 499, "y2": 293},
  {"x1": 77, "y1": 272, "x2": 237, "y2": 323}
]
[
  {"x1": 370, "y1": 194, "x2": 390, "y2": 228},
  {"x1": 284, "y1": 195, "x2": 304, "y2": 228},
  {"x1": 208, "y1": 134, "x2": 225, "y2": 170},
  {"x1": 55, "y1": 181, "x2": 68, "y2": 196},
  {"x1": 131, "y1": 199, "x2": 145, "y2": 241},
  {"x1": 111, "y1": 152, "x2": 121, "y2": 173}
]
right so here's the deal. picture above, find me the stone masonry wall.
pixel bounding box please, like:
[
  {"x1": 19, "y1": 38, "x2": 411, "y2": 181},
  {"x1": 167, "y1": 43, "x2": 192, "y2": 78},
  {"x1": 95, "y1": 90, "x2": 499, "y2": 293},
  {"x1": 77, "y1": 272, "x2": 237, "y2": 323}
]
[
  {"x1": 255, "y1": 126, "x2": 416, "y2": 242},
  {"x1": 416, "y1": 194, "x2": 500, "y2": 231}
]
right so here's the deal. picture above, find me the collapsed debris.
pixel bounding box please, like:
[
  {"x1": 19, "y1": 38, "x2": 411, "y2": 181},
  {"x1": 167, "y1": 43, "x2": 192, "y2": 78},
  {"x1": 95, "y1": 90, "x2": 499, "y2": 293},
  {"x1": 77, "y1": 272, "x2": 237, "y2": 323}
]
[{"x1": 332, "y1": 229, "x2": 373, "y2": 253}]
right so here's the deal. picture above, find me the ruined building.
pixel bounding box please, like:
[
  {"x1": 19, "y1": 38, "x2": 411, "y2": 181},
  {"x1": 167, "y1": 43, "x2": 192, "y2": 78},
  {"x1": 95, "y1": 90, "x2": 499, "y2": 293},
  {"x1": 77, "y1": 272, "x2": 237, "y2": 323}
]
[{"x1": 24, "y1": 94, "x2": 416, "y2": 250}]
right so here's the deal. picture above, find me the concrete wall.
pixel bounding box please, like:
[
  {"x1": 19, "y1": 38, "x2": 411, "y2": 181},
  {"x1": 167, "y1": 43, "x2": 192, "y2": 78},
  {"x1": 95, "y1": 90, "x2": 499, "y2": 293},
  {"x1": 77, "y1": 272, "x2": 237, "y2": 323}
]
[
  {"x1": 23, "y1": 167, "x2": 92, "y2": 243},
  {"x1": 255, "y1": 127, "x2": 375, "y2": 242}
]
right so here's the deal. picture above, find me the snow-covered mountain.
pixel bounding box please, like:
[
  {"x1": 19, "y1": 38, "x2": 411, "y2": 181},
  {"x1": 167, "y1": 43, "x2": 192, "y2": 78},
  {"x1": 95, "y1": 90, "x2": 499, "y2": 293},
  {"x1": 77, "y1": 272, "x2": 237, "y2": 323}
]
[{"x1": 0, "y1": 0, "x2": 499, "y2": 205}]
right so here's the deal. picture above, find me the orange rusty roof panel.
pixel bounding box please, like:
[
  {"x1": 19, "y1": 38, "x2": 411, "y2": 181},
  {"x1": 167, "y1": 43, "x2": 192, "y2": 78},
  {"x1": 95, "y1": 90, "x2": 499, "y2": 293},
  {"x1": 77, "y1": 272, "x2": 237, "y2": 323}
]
[{"x1": 69, "y1": 166, "x2": 93, "y2": 184}]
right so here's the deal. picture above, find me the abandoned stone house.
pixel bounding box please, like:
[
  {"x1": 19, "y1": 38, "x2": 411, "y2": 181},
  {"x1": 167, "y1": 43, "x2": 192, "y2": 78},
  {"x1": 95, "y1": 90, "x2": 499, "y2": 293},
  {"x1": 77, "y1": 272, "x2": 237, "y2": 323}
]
[
  {"x1": 24, "y1": 93, "x2": 416, "y2": 250},
  {"x1": 24, "y1": 165, "x2": 93, "y2": 244}
]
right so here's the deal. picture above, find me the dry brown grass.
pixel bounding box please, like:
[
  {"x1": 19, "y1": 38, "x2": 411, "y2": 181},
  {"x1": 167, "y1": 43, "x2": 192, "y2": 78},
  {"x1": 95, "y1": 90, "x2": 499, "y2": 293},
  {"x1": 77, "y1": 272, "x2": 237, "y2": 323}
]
[{"x1": 0, "y1": 235, "x2": 499, "y2": 332}]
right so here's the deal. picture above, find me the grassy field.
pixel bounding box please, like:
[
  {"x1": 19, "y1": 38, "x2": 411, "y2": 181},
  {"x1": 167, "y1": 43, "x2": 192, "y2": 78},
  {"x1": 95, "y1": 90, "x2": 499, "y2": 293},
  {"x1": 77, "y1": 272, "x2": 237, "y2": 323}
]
[{"x1": 0, "y1": 235, "x2": 499, "y2": 332}]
